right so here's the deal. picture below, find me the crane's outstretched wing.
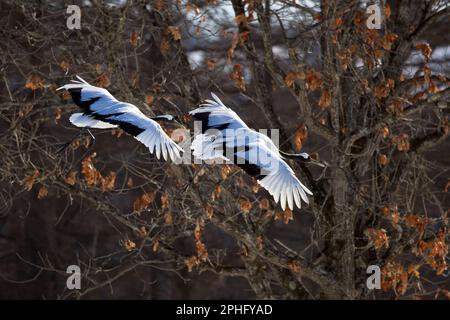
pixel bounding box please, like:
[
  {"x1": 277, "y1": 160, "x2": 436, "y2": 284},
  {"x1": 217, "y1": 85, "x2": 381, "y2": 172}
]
[
  {"x1": 189, "y1": 92, "x2": 248, "y2": 133},
  {"x1": 189, "y1": 93, "x2": 312, "y2": 210},
  {"x1": 240, "y1": 142, "x2": 312, "y2": 210},
  {"x1": 57, "y1": 76, "x2": 183, "y2": 162}
]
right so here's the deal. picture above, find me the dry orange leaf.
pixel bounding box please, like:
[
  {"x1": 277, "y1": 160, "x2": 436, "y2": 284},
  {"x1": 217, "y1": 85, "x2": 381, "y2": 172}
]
[
  {"x1": 138, "y1": 226, "x2": 147, "y2": 238},
  {"x1": 378, "y1": 154, "x2": 388, "y2": 166},
  {"x1": 285, "y1": 71, "x2": 305, "y2": 87},
  {"x1": 145, "y1": 95, "x2": 155, "y2": 105},
  {"x1": 23, "y1": 169, "x2": 40, "y2": 191},
  {"x1": 288, "y1": 260, "x2": 301, "y2": 273},
  {"x1": 428, "y1": 81, "x2": 439, "y2": 94},
  {"x1": 381, "y1": 127, "x2": 390, "y2": 138},
  {"x1": 123, "y1": 239, "x2": 136, "y2": 251},
  {"x1": 96, "y1": 73, "x2": 111, "y2": 88},
  {"x1": 194, "y1": 218, "x2": 204, "y2": 241},
  {"x1": 391, "y1": 134, "x2": 410, "y2": 152},
  {"x1": 65, "y1": 171, "x2": 77, "y2": 186},
  {"x1": 206, "y1": 204, "x2": 213, "y2": 219},
  {"x1": 132, "y1": 191, "x2": 156, "y2": 213},
  {"x1": 62, "y1": 90, "x2": 71, "y2": 101},
  {"x1": 227, "y1": 32, "x2": 239, "y2": 61},
  {"x1": 126, "y1": 177, "x2": 134, "y2": 188},
  {"x1": 81, "y1": 153, "x2": 101, "y2": 186},
  {"x1": 366, "y1": 228, "x2": 389, "y2": 250},
  {"x1": 130, "y1": 31, "x2": 140, "y2": 47},
  {"x1": 240, "y1": 199, "x2": 252, "y2": 213},
  {"x1": 318, "y1": 89, "x2": 332, "y2": 109},
  {"x1": 207, "y1": 58, "x2": 216, "y2": 71},
  {"x1": 384, "y1": 4, "x2": 391, "y2": 18},
  {"x1": 374, "y1": 79, "x2": 395, "y2": 98},
  {"x1": 152, "y1": 238, "x2": 159, "y2": 252},
  {"x1": 305, "y1": 69, "x2": 321, "y2": 91},
  {"x1": 293, "y1": 125, "x2": 308, "y2": 151},
  {"x1": 275, "y1": 209, "x2": 293, "y2": 224},
  {"x1": 160, "y1": 37, "x2": 170, "y2": 56},
  {"x1": 60, "y1": 61, "x2": 71, "y2": 73},
  {"x1": 101, "y1": 171, "x2": 116, "y2": 193},
  {"x1": 164, "y1": 212, "x2": 173, "y2": 225},
  {"x1": 256, "y1": 236, "x2": 263, "y2": 251},
  {"x1": 235, "y1": 14, "x2": 247, "y2": 27},
  {"x1": 185, "y1": 256, "x2": 200, "y2": 272},
  {"x1": 211, "y1": 184, "x2": 222, "y2": 201},
  {"x1": 168, "y1": 26, "x2": 181, "y2": 41},
  {"x1": 196, "y1": 240, "x2": 208, "y2": 261},
  {"x1": 229, "y1": 64, "x2": 246, "y2": 91},
  {"x1": 259, "y1": 198, "x2": 270, "y2": 210},
  {"x1": 239, "y1": 31, "x2": 250, "y2": 45},
  {"x1": 415, "y1": 43, "x2": 432, "y2": 62},
  {"x1": 390, "y1": 208, "x2": 400, "y2": 224},
  {"x1": 334, "y1": 17, "x2": 343, "y2": 27},
  {"x1": 161, "y1": 192, "x2": 170, "y2": 209},
  {"x1": 381, "y1": 32, "x2": 398, "y2": 50},
  {"x1": 221, "y1": 165, "x2": 232, "y2": 179},
  {"x1": 25, "y1": 75, "x2": 44, "y2": 91},
  {"x1": 37, "y1": 186, "x2": 48, "y2": 199}
]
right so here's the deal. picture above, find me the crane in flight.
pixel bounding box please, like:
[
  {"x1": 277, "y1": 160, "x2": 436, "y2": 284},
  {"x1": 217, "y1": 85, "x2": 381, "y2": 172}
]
[
  {"x1": 57, "y1": 76, "x2": 183, "y2": 162},
  {"x1": 189, "y1": 93, "x2": 323, "y2": 211}
]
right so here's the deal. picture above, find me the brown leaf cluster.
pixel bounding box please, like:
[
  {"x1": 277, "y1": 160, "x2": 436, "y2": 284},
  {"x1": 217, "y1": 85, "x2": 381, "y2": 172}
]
[
  {"x1": 160, "y1": 37, "x2": 170, "y2": 56},
  {"x1": 240, "y1": 199, "x2": 252, "y2": 213},
  {"x1": 23, "y1": 169, "x2": 40, "y2": 191},
  {"x1": 96, "y1": 73, "x2": 111, "y2": 88},
  {"x1": 37, "y1": 186, "x2": 48, "y2": 199},
  {"x1": 133, "y1": 191, "x2": 156, "y2": 213},
  {"x1": 374, "y1": 79, "x2": 395, "y2": 98},
  {"x1": 122, "y1": 239, "x2": 136, "y2": 252},
  {"x1": 275, "y1": 209, "x2": 293, "y2": 224},
  {"x1": 416, "y1": 230, "x2": 448, "y2": 275},
  {"x1": 288, "y1": 260, "x2": 301, "y2": 273},
  {"x1": 381, "y1": 260, "x2": 409, "y2": 295},
  {"x1": 168, "y1": 26, "x2": 181, "y2": 41},
  {"x1": 415, "y1": 43, "x2": 432, "y2": 63},
  {"x1": 193, "y1": 218, "x2": 208, "y2": 263},
  {"x1": 229, "y1": 64, "x2": 246, "y2": 91},
  {"x1": 318, "y1": 89, "x2": 332, "y2": 109},
  {"x1": 25, "y1": 75, "x2": 44, "y2": 91},
  {"x1": 284, "y1": 71, "x2": 305, "y2": 87},
  {"x1": 305, "y1": 69, "x2": 322, "y2": 91},
  {"x1": 293, "y1": 125, "x2": 308, "y2": 151},
  {"x1": 366, "y1": 228, "x2": 389, "y2": 250},
  {"x1": 65, "y1": 171, "x2": 77, "y2": 186},
  {"x1": 391, "y1": 133, "x2": 410, "y2": 152},
  {"x1": 130, "y1": 31, "x2": 140, "y2": 47}
]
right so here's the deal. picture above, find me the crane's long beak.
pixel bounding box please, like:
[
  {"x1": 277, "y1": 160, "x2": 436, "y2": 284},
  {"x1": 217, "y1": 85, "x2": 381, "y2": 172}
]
[
  {"x1": 279, "y1": 151, "x2": 327, "y2": 167},
  {"x1": 308, "y1": 158, "x2": 327, "y2": 167}
]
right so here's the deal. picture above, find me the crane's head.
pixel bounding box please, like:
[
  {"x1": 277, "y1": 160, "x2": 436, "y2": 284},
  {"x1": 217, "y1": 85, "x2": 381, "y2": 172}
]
[
  {"x1": 151, "y1": 114, "x2": 182, "y2": 125},
  {"x1": 297, "y1": 152, "x2": 310, "y2": 160},
  {"x1": 279, "y1": 151, "x2": 326, "y2": 167}
]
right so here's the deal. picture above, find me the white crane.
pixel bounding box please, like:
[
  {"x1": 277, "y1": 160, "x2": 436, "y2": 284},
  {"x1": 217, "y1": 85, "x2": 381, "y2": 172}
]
[
  {"x1": 189, "y1": 93, "x2": 322, "y2": 211},
  {"x1": 57, "y1": 76, "x2": 183, "y2": 162}
]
